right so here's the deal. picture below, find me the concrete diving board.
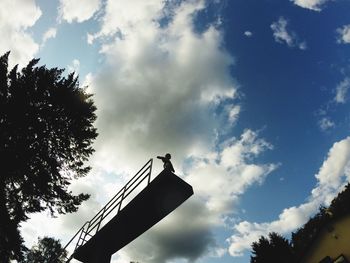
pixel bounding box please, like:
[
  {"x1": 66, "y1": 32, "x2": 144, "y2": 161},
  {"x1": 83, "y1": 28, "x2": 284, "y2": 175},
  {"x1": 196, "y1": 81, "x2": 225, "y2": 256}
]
[{"x1": 73, "y1": 170, "x2": 194, "y2": 263}]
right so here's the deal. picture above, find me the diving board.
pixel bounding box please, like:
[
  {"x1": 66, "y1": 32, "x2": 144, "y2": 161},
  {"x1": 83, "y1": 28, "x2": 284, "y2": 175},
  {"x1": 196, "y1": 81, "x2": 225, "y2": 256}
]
[{"x1": 73, "y1": 169, "x2": 193, "y2": 263}]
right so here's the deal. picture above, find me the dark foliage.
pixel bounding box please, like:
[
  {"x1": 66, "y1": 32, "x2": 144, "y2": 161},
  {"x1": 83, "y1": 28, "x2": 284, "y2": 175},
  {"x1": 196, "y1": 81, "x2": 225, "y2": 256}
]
[
  {"x1": 292, "y1": 183, "x2": 350, "y2": 259},
  {"x1": 22, "y1": 236, "x2": 67, "y2": 263},
  {"x1": 0, "y1": 52, "x2": 97, "y2": 261},
  {"x1": 328, "y1": 183, "x2": 350, "y2": 219},
  {"x1": 291, "y1": 207, "x2": 330, "y2": 257},
  {"x1": 250, "y1": 183, "x2": 350, "y2": 262},
  {"x1": 250, "y1": 232, "x2": 294, "y2": 263}
]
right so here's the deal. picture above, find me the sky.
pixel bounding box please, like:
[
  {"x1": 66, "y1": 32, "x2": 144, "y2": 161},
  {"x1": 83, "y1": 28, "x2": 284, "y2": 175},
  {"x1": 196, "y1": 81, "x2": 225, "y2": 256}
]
[{"x1": 2, "y1": 0, "x2": 350, "y2": 262}]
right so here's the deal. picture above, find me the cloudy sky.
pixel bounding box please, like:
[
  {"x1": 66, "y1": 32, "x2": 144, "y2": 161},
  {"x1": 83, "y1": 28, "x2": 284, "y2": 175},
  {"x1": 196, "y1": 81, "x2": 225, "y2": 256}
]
[{"x1": 2, "y1": 0, "x2": 350, "y2": 262}]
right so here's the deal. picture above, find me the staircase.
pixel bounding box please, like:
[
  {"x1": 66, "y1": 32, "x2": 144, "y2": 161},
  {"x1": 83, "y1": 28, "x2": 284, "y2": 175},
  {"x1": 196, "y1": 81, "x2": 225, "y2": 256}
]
[
  {"x1": 53, "y1": 159, "x2": 153, "y2": 262},
  {"x1": 52, "y1": 158, "x2": 193, "y2": 263}
]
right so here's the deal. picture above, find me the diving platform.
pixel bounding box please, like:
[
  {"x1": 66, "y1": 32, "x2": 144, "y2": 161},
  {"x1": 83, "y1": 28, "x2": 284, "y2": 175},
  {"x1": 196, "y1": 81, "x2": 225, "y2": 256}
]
[{"x1": 58, "y1": 159, "x2": 193, "y2": 263}]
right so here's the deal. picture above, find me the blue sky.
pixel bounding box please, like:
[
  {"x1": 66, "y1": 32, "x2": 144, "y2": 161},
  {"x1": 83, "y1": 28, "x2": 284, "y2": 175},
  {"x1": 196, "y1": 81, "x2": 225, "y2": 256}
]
[{"x1": 2, "y1": 0, "x2": 350, "y2": 263}]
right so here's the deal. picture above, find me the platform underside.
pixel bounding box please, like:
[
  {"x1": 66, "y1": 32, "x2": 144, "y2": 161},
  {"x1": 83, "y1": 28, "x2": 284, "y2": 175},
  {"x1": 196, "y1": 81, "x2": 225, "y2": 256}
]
[{"x1": 73, "y1": 170, "x2": 193, "y2": 263}]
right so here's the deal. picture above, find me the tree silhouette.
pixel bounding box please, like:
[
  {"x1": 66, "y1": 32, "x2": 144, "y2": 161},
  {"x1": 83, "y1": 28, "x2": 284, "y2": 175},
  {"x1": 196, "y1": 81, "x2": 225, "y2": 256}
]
[
  {"x1": 292, "y1": 184, "x2": 350, "y2": 259},
  {"x1": 22, "y1": 236, "x2": 67, "y2": 263},
  {"x1": 291, "y1": 208, "x2": 329, "y2": 257},
  {"x1": 0, "y1": 52, "x2": 97, "y2": 261},
  {"x1": 250, "y1": 232, "x2": 294, "y2": 263},
  {"x1": 250, "y1": 184, "x2": 350, "y2": 262}
]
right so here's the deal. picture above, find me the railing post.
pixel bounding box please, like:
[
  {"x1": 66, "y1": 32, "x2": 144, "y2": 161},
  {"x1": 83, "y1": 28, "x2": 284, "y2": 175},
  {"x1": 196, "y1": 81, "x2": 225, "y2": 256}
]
[
  {"x1": 148, "y1": 158, "x2": 153, "y2": 185},
  {"x1": 118, "y1": 187, "x2": 126, "y2": 212},
  {"x1": 80, "y1": 221, "x2": 91, "y2": 248},
  {"x1": 96, "y1": 209, "x2": 105, "y2": 233},
  {"x1": 74, "y1": 226, "x2": 86, "y2": 252}
]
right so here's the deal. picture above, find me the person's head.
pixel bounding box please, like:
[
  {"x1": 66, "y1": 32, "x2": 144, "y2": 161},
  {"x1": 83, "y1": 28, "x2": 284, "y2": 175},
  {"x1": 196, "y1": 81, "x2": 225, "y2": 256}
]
[{"x1": 165, "y1": 153, "x2": 171, "y2": 159}]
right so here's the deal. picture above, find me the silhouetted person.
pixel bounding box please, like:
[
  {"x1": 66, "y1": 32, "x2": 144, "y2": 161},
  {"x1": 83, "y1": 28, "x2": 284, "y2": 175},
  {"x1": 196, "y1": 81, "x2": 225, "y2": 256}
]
[{"x1": 157, "y1": 153, "x2": 175, "y2": 173}]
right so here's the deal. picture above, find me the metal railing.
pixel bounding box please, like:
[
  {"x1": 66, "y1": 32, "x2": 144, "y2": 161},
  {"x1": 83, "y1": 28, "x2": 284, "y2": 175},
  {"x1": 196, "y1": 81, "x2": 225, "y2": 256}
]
[{"x1": 52, "y1": 159, "x2": 153, "y2": 263}]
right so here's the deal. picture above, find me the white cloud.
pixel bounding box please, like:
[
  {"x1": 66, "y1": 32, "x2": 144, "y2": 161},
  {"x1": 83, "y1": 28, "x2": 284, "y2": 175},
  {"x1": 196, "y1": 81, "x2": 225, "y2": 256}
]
[
  {"x1": 41, "y1": 27, "x2": 57, "y2": 47},
  {"x1": 244, "y1": 31, "x2": 253, "y2": 37},
  {"x1": 87, "y1": 2, "x2": 252, "y2": 258},
  {"x1": 337, "y1": 25, "x2": 350, "y2": 44},
  {"x1": 228, "y1": 136, "x2": 350, "y2": 257},
  {"x1": 319, "y1": 117, "x2": 335, "y2": 131},
  {"x1": 58, "y1": 0, "x2": 101, "y2": 23},
  {"x1": 335, "y1": 77, "x2": 350, "y2": 103},
  {"x1": 112, "y1": 129, "x2": 277, "y2": 263},
  {"x1": 298, "y1": 41, "x2": 308, "y2": 50},
  {"x1": 186, "y1": 130, "x2": 277, "y2": 214},
  {"x1": 228, "y1": 105, "x2": 241, "y2": 125},
  {"x1": 67, "y1": 59, "x2": 80, "y2": 75},
  {"x1": 291, "y1": 0, "x2": 330, "y2": 11},
  {"x1": 271, "y1": 17, "x2": 293, "y2": 46},
  {"x1": 271, "y1": 17, "x2": 307, "y2": 50},
  {"x1": 0, "y1": 0, "x2": 41, "y2": 68},
  {"x1": 87, "y1": 0, "x2": 166, "y2": 43},
  {"x1": 88, "y1": 0, "x2": 237, "y2": 174},
  {"x1": 21, "y1": 129, "x2": 277, "y2": 263},
  {"x1": 21, "y1": 1, "x2": 279, "y2": 262}
]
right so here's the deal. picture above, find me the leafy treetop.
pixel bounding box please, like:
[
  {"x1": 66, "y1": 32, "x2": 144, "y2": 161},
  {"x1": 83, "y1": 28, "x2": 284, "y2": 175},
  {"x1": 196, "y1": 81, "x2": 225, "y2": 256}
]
[
  {"x1": 0, "y1": 52, "x2": 98, "y2": 261},
  {"x1": 22, "y1": 236, "x2": 67, "y2": 263}
]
